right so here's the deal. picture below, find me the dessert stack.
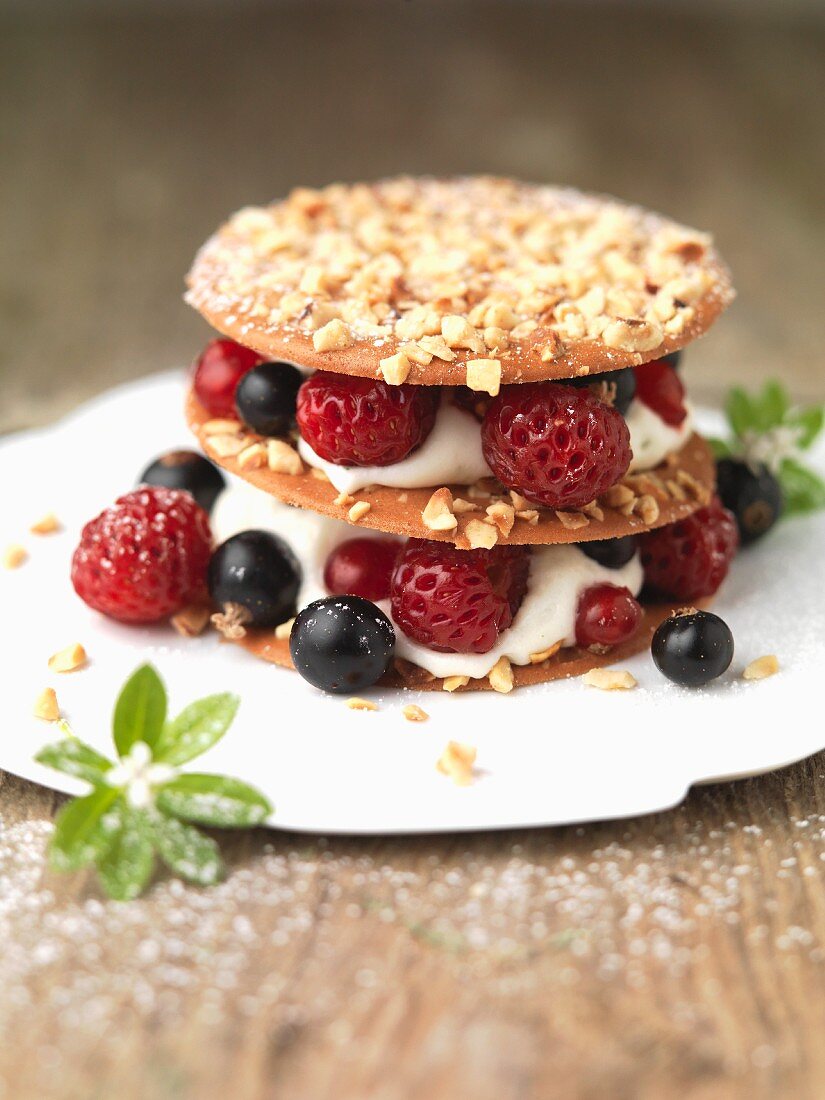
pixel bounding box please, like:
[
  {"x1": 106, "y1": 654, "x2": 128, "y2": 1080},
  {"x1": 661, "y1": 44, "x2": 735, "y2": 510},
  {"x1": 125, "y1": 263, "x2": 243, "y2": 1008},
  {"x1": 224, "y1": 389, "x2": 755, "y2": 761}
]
[{"x1": 182, "y1": 177, "x2": 737, "y2": 693}]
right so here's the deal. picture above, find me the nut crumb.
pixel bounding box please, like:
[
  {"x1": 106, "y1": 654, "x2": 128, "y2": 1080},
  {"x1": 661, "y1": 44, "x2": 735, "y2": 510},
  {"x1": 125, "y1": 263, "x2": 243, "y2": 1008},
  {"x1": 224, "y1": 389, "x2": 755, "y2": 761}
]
[
  {"x1": 2, "y1": 544, "x2": 27, "y2": 570},
  {"x1": 443, "y1": 675, "x2": 470, "y2": 693},
  {"x1": 346, "y1": 697, "x2": 378, "y2": 712},
  {"x1": 348, "y1": 500, "x2": 371, "y2": 523},
  {"x1": 529, "y1": 641, "x2": 563, "y2": 664},
  {"x1": 485, "y1": 502, "x2": 515, "y2": 536},
  {"x1": 582, "y1": 667, "x2": 637, "y2": 691},
  {"x1": 312, "y1": 318, "x2": 352, "y2": 352},
  {"x1": 333, "y1": 491, "x2": 355, "y2": 507},
  {"x1": 452, "y1": 498, "x2": 480, "y2": 514},
  {"x1": 48, "y1": 643, "x2": 87, "y2": 674},
  {"x1": 555, "y1": 510, "x2": 589, "y2": 530},
  {"x1": 237, "y1": 442, "x2": 268, "y2": 470},
  {"x1": 464, "y1": 518, "x2": 498, "y2": 550},
  {"x1": 33, "y1": 687, "x2": 60, "y2": 722},
  {"x1": 743, "y1": 655, "x2": 779, "y2": 682},
  {"x1": 465, "y1": 359, "x2": 502, "y2": 396},
  {"x1": 202, "y1": 418, "x2": 242, "y2": 435},
  {"x1": 379, "y1": 350, "x2": 411, "y2": 385},
  {"x1": 402, "y1": 704, "x2": 429, "y2": 723},
  {"x1": 422, "y1": 487, "x2": 457, "y2": 532},
  {"x1": 207, "y1": 433, "x2": 247, "y2": 458},
  {"x1": 30, "y1": 513, "x2": 62, "y2": 536},
  {"x1": 267, "y1": 439, "x2": 303, "y2": 475},
  {"x1": 488, "y1": 656, "x2": 514, "y2": 694},
  {"x1": 437, "y1": 741, "x2": 477, "y2": 785},
  {"x1": 171, "y1": 604, "x2": 211, "y2": 637}
]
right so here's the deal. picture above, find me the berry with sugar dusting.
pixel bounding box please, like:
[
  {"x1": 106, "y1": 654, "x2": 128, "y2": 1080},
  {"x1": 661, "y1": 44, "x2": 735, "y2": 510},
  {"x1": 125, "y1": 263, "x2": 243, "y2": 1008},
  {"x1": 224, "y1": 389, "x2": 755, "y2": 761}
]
[
  {"x1": 71, "y1": 488, "x2": 212, "y2": 623},
  {"x1": 235, "y1": 361, "x2": 304, "y2": 437},
  {"x1": 290, "y1": 595, "x2": 395, "y2": 693},
  {"x1": 481, "y1": 382, "x2": 632, "y2": 511},
  {"x1": 575, "y1": 583, "x2": 642, "y2": 648},
  {"x1": 208, "y1": 530, "x2": 300, "y2": 628},
  {"x1": 715, "y1": 457, "x2": 782, "y2": 545},
  {"x1": 192, "y1": 338, "x2": 263, "y2": 418},
  {"x1": 391, "y1": 540, "x2": 529, "y2": 654},
  {"x1": 641, "y1": 498, "x2": 739, "y2": 600},
  {"x1": 139, "y1": 450, "x2": 225, "y2": 513},
  {"x1": 296, "y1": 371, "x2": 439, "y2": 467},
  {"x1": 652, "y1": 609, "x2": 734, "y2": 686}
]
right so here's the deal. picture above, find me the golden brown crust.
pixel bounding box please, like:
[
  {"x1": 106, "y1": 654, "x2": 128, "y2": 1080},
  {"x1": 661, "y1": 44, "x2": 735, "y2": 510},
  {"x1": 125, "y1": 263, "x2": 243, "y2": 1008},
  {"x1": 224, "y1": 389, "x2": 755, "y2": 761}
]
[
  {"x1": 185, "y1": 176, "x2": 734, "y2": 387},
  {"x1": 226, "y1": 601, "x2": 700, "y2": 693},
  {"x1": 187, "y1": 390, "x2": 715, "y2": 547}
]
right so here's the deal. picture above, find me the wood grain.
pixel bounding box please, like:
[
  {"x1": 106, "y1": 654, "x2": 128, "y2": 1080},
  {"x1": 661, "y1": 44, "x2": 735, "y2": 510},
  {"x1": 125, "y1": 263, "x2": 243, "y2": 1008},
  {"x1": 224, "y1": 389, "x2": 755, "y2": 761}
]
[{"x1": 2, "y1": 5, "x2": 825, "y2": 1099}]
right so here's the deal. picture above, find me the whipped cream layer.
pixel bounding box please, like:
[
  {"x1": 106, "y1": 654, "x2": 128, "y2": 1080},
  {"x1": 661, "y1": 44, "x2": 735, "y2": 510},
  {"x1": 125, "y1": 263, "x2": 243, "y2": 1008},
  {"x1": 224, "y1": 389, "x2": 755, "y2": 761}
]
[
  {"x1": 297, "y1": 396, "x2": 692, "y2": 494},
  {"x1": 212, "y1": 481, "x2": 643, "y2": 681}
]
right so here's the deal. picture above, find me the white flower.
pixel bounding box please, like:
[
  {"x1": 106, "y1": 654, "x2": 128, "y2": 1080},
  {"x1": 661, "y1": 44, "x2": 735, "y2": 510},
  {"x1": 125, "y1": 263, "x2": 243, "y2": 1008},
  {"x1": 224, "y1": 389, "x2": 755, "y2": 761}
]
[
  {"x1": 740, "y1": 425, "x2": 803, "y2": 475},
  {"x1": 105, "y1": 741, "x2": 178, "y2": 808}
]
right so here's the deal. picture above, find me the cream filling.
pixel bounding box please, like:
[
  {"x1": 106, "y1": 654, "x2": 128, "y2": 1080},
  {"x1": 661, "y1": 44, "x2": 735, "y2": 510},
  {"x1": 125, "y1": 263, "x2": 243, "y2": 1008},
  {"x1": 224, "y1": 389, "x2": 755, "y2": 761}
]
[
  {"x1": 212, "y1": 482, "x2": 643, "y2": 680},
  {"x1": 297, "y1": 403, "x2": 490, "y2": 493},
  {"x1": 297, "y1": 396, "x2": 692, "y2": 493},
  {"x1": 627, "y1": 399, "x2": 693, "y2": 472}
]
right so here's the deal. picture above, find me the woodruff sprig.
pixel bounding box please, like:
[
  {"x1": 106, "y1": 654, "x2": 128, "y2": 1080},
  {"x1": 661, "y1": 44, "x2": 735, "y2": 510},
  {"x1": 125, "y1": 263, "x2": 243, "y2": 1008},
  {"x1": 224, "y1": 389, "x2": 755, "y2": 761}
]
[
  {"x1": 709, "y1": 380, "x2": 825, "y2": 515},
  {"x1": 35, "y1": 665, "x2": 272, "y2": 900}
]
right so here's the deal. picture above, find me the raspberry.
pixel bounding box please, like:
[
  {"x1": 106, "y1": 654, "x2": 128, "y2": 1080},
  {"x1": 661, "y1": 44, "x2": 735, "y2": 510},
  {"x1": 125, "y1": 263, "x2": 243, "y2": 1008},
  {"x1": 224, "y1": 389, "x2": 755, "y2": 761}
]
[
  {"x1": 192, "y1": 338, "x2": 263, "y2": 418},
  {"x1": 640, "y1": 497, "x2": 739, "y2": 600},
  {"x1": 390, "y1": 540, "x2": 529, "y2": 654},
  {"x1": 296, "y1": 372, "x2": 439, "y2": 467},
  {"x1": 481, "y1": 383, "x2": 632, "y2": 510},
  {"x1": 633, "y1": 359, "x2": 687, "y2": 427},
  {"x1": 71, "y1": 488, "x2": 213, "y2": 623},
  {"x1": 575, "y1": 584, "x2": 642, "y2": 648},
  {"x1": 324, "y1": 537, "x2": 402, "y2": 601}
]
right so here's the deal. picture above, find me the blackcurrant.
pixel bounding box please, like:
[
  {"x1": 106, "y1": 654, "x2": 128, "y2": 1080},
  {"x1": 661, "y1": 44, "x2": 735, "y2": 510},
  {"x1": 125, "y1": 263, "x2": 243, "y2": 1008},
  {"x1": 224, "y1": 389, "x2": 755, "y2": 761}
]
[
  {"x1": 139, "y1": 450, "x2": 225, "y2": 513},
  {"x1": 663, "y1": 350, "x2": 682, "y2": 371},
  {"x1": 235, "y1": 361, "x2": 304, "y2": 437},
  {"x1": 569, "y1": 367, "x2": 636, "y2": 416},
  {"x1": 289, "y1": 595, "x2": 395, "y2": 694},
  {"x1": 715, "y1": 458, "x2": 783, "y2": 545},
  {"x1": 651, "y1": 610, "x2": 734, "y2": 687},
  {"x1": 580, "y1": 535, "x2": 639, "y2": 569},
  {"x1": 208, "y1": 530, "x2": 301, "y2": 627}
]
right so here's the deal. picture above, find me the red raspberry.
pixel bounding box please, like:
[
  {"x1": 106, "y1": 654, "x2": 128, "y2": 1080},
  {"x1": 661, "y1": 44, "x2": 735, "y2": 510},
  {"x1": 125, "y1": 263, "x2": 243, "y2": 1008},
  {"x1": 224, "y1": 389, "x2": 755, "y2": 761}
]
[
  {"x1": 576, "y1": 584, "x2": 642, "y2": 648},
  {"x1": 71, "y1": 488, "x2": 213, "y2": 623},
  {"x1": 634, "y1": 359, "x2": 687, "y2": 427},
  {"x1": 481, "y1": 383, "x2": 632, "y2": 510},
  {"x1": 640, "y1": 498, "x2": 739, "y2": 600},
  {"x1": 192, "y1": 338, "x2": 263, "y2": 418},
  {"x1": 390, "y1": 540, "x2": 529, "y2": 654},
  {"x1": 324, "y1": 537, "x2": 402, "y2": 602},
  {"x1": 296, "y1": 372, "x2": 439, "y2": 466}
]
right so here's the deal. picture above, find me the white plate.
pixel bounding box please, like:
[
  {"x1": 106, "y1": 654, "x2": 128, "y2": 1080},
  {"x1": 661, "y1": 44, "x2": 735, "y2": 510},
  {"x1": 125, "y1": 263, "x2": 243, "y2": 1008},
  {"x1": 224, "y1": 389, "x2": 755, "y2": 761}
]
[{"x1": 1, "y1": 373, "x2": 823, "y2": 834}]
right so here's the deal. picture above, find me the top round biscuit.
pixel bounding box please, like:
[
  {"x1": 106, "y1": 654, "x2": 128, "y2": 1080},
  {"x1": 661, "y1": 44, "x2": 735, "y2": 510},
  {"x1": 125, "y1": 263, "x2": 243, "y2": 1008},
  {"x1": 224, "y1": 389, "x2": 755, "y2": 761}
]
[{"x1": 186, "y1": 176, "x2": 734, "y2": 388}]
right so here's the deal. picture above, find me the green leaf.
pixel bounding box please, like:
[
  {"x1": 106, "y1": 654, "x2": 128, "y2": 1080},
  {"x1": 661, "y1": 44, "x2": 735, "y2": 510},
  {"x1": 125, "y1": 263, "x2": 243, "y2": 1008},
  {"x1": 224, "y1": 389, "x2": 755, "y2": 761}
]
[
  {"x1": 49, "y1": 787, "x2": 123, "y2": 873},
  {"x1": 153, "y1": 813, "x2": 223, "y2": 886},
  {"x1": 35, "y1": 738, "x2": 114, "y2": 786},
  {"x1": 153, "y1": 693, "x2": 240, "y2": 767},
  {"x1": 786, "y1": 405, "x2": 824, "y2": 450},
  {"x1": 156, "y1": 774, "x2": 272, "y2": 828},
  {"x1": 708, "y1": 437, "x2": 733, "y2": 460},
  {"x1": 778, "y1": 459, "x2": 825, "y2": 515},
  {"x1": 113, "y1": 664, "x2": 167, "y2": 758},
  {"x1": 754, "y1": 380, "x2": 790, "y2": 431},
  {"x1": 97, "y1": 809, "x2": 155, "y2": 901},
  {"x1": 725, "y1": 387, "x2": 758, "y2": 439}
]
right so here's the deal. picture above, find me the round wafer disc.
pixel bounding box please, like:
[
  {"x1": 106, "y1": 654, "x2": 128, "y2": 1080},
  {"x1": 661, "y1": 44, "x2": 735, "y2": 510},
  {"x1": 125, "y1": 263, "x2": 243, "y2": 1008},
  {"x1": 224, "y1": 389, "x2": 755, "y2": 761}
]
[
  {"x1": 187, "y1": 391, "x2": 716, "y2": 547},
  {"x1": 186, "y1": 176, "x2": 734, "y2": 387},
  {"x1": 223, "y1": 601, "x2": 699, "y2": 693}
]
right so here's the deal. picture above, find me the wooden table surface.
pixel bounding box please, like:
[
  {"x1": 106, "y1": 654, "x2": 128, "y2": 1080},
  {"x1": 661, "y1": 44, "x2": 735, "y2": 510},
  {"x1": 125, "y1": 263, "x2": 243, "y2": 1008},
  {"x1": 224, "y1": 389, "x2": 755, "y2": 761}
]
[{"x1": 1, "y1": 5, "x2": 824, "y2": 1098}]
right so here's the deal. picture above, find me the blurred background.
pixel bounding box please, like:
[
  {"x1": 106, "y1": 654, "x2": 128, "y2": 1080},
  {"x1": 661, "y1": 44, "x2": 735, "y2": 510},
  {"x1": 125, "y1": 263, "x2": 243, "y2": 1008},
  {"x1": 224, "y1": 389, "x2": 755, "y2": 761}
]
[{"x1": 1, "y1": 0, "x2": 823, "y2": 434}]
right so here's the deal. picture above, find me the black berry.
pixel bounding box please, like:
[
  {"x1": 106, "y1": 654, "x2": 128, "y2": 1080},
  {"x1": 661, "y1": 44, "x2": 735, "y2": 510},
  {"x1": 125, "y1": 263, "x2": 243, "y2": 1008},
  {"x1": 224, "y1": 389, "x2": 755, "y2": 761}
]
[
  {"x1": 651, "y1": 610, "x2": 734, "y2": 687},
  {"x1": 139, "y1": 450, "x2": 225, "y2": 513},
  {"x1": 580, "y1": 535, "x2": 639, "y2": 569},
  {"x1": 569, "y1": 367, "x2": 636, "y2": 416},
  {"x1": 208, "y1": 530, "x2": 301, "y2": 627},
  {"x1": 716, "y1": 458, "x2": 783, "y2": 545},
  {"x1": 289, "y1": 595, "x2": 395, "y2": 694},
  {"x1": 235, "y1": 361, "x2": 304, "y2": 437},
  {"x1": 663, "y1": 350, "x2": 682, "y2": 370}
]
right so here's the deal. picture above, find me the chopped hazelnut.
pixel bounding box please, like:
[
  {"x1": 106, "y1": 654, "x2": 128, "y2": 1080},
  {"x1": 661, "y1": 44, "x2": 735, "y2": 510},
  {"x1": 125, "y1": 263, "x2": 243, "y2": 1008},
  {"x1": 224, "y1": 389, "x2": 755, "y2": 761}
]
[
  {"x1": 267, "y1": 440, "x2": 303, "y2": 475},
  {"x1": 346, "y1": 697, "x2": 378, "y2": 712},
  {"x1": 48, "y1": 643, "x2": 88, "y2": 673},
  {"x1": 2, "y1": 544, "x2": 27, "y2": 570},
  {"x1": 33, "y1": 687, "x2": 60, "y2": 722},
  {"x1": 465, "y1": 359, "x2": 502, "y2": 396},
  {"x1": 743, "y1": 655, "x2": 779, "y2": 681},
  {"x1": 422, "y1": 488, "x2": 457, "y2": 532},
  {"x1": 488, "y1": 656, "x2": 514, "y2": 694},
  {"x1": 436, "y1": 740, "x2": 477, "y2": 785},
  {"x1": 582, "y1": 668, "x2": 637, "y2": 691},
  {"x1": 402, "y1": 704, "x2": 429, "y2": 723},
  {"x1": 30, "y1": 513, "x2": 62, "y2": 536},
  {"x1": 348, "y1": 501, "x2": 371, "y2": 523}
]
